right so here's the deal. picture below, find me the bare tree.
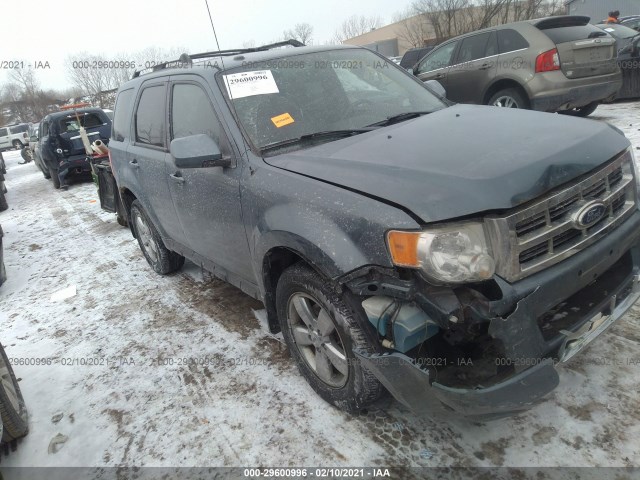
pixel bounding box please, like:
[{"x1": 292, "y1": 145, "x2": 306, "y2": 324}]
[
  {"x1": 283, "y1": 23, "x2": 314, "y2": 45},
  {"x1": 393, "y1": 8, "x2": 435, "y2": 47},
  {"x1": 333, "y1": 15, "x2": 384, "y2": 43},
  {"x1": 65, "y1": 47, "x2": 186, "y2": 107}
]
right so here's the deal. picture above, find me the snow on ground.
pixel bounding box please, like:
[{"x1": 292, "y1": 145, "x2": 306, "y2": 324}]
[{"x1": 0, "y1": 102, "x2": 639, "y2": 473}]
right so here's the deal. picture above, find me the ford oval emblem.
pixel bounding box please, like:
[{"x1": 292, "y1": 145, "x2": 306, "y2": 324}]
[{"x1": 573, "y1": 201, "x2": 607, "y2": 229}]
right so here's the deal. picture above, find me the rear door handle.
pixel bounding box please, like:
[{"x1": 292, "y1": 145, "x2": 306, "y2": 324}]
[
  {"x1": 129, "y1": 159, "x2": 139, "y2": 168},
  {"x1": 169, "y1": 172, "x2": 185, "y2": 184},
  {"x1": 434, "y1": 73, "x2": 445, "y2": 79},
  {"x1": 479, "y1": 63, "x2": 492, "y2": 70}
]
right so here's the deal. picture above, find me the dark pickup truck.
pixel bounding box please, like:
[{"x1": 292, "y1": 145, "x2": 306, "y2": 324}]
[{"x1": 104, "y1": 42, "x2": 640, "y2": 419}]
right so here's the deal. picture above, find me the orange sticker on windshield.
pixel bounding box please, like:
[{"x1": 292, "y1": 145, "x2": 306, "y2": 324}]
[{"x1": 271, "y1": 112, "x2": 295, "y2": 128}]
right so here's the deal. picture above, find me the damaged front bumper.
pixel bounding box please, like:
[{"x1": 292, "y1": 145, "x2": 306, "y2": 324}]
[{"x1": 350, "y1": 210, "x2": 640, "y2": 419}]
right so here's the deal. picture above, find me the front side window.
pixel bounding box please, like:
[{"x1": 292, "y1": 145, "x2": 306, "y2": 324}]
[
  {"x1": 170, "y1": 83, "x2": 224, "y2": 148},
  {"x1": 135, "y1": 85, "x2": 166, "y2": 147},
  {"x1": 417, "y1": 42, "x2": 458, "y2": 73}
]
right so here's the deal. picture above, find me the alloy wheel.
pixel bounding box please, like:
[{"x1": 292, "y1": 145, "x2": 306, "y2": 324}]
[{"x1": 287, "y1": 292, "x2": 349, "y2": 388}]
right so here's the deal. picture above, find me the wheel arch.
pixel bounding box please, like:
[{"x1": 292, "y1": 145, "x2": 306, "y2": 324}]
[
  {"x1": 259, "y1": 227, "x2": 363, "y2": 334},
  {"x1": 483, "y1": 78, "x2": 530, "y2": 106}
]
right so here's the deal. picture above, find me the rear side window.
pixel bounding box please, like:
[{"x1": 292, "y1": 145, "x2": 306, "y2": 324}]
[
  {"x1": 135, "y1": 85, "x2": 166, "y2": 147},
  {"x1": 498, "y1": 29, "x2": 530, "y2": 53},
  {"x1": 41, "y1": 122, "x2": 49, "y2": 137},
  {"x1": 170, "y1": 83, "x2": 225, "y2": 148},
  {"x1": 112, "y1": 88, "x2": 134, "y2": 142},
  {"x1": 540, "y1": 25, "x2": 605, "y2": 44},
  {"x1": 11, "y1": 124, "x2": 29, "y2": 133},
  {"x1": 456, "y1": 32, "x2": 492, "y2": 62}
]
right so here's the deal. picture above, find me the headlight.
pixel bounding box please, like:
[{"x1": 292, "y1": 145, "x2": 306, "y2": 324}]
[{"x1": 387, "y1": 223, "x2": 495, "y2": 284}]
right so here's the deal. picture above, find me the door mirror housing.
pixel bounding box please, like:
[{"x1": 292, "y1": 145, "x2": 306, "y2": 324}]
[
  {"x1": 425, "y1": 79, "x2": 447, "y2": 99},
  {"x1": 170, "y1": 134, "x2": 232, "y2": 169},
  {"x1": 30, "y1": 134, "x2": 38, "y2": 142}
]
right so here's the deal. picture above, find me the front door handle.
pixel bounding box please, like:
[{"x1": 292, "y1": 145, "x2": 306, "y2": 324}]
[
  {"x1": 479, "y1": 63, "x2": 492, "y2": 70},
  {"x1": 169, "y1": 172, "x2": 185, "y2": 184},
  {"x1": 434, "y1": 72, "x2": 445, "y2": 79},
  {"x1": 129, "y1": 159, "x2": 139, "y2": 168}
]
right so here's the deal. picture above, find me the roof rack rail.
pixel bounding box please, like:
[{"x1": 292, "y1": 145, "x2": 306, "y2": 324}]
[{"x1": 132, "y1": 39, "x2": 305, "y2": 78}]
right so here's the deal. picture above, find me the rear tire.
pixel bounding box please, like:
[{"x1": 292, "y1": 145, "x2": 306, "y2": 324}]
[
  {"x1": 49, "y1": 166, "x2": 60, "y2": 189},
  {"x1": 130, "y1": 200, "x2": 184, "y2": 275},
  {"x1": 0, "y1": 343, "x2": 28, "y2": 443},
  {"x1": 488, "y1": 88, "x2": 529, "y2": 109},
  {"x1": 276, "y1": 263, "x2": 386, "y2": 413},
  {"x1": 559, "y1": 101, "x2": 599, "y2": 117}
]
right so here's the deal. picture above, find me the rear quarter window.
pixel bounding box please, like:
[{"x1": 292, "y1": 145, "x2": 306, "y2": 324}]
[
  {"x1": 498, "y1": 29, "x2": 530, "y2": 53},
  {"x1": 112, "y1": 88, "x2": 134, "y2": 142},
  {"x1": 0, "y1": 128, "x2": 7, "y2": 137},
  {"x1": 540, "y1": 25, "x2": 606, "y2": 44}
]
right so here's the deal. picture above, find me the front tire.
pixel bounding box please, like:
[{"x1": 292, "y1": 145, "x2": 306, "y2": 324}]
[
  {"x1": 0, "y1": 343, "x2": 28, "y2": 443},
  {"x1": 488, "y1": 88, "x2": 529, "y2": 109},
  {"x1": 130, "y1": 200, "x2": 184, "y2": 275},
  {"x1": 276, "y1": 263, "x2": 385, "y2": 413},
  {"x1": 12, "y1": 141, "x2": 23, "y2": 150}
]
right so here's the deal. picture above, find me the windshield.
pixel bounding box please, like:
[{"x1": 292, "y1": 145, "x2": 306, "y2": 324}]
[{"x1": 217, "y1": 48, "x2": 446, "y2": 154}]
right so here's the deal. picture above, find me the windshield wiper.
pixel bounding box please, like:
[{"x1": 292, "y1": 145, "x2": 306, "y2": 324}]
[
  {"x1": 366, "y1": 111, "x2": 432, "y2": 127},
  {"x1": 261, "y1": 128, "x2": 375, "y2": 152}
]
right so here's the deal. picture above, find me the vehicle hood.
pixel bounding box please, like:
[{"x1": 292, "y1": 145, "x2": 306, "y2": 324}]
[{"x1": 265, "y1": 104, "x2": 630, "y2": 223}]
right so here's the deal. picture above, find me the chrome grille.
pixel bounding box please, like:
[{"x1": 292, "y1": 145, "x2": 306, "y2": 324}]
[{"x1": 486, "y1": 150, "x2": 638, "y2": 282}]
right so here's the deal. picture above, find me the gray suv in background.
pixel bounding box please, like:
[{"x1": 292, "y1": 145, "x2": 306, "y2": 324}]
[{"x1": 413, "y1": 16, "x2": 622, "y2": 116}]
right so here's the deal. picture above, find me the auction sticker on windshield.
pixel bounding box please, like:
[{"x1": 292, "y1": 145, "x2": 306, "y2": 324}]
[{"x1": 223, "y1": 70, "x2": 279, "y2": 99}]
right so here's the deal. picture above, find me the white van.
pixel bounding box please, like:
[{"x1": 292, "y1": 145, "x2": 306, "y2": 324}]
[{"x1": 0, "y1": 123, "x2": 30, "y2": 151}]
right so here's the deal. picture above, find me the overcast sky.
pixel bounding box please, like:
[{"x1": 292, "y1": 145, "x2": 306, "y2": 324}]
[{"x1": 1, "y1": 0, "x2": 411, "y2": 92}]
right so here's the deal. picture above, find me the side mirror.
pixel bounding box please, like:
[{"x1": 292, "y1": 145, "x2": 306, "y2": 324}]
[
  {"x1": 170, "y1": 134, "x2": 231, "y2": 169},
  {"x1": 30, "y1": 134, "x2": 38, "y2": 142},
  {"x1": 425, "y1": 79, "x2": 446, "y2": 99},
  {"x1": 633, "y1": 39, "x2": 640, "y2": 57}
]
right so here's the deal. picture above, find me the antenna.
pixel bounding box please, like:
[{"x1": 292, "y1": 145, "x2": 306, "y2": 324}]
[{"x1": 203, "y1": 0, "x2": 239, "y2": 114}]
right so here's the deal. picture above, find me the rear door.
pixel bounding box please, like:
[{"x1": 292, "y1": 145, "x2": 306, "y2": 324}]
[
  {"x1": 128, "y1": 81, "x2": 188, "y2": 246},
  {"x1": 414, "y1": 41, "x2": 459, "y2": 90},
  {"x1": 446, "y1": 31, "x2": 498, "y2": 103},
  {"x1": 166, "y1": 75, "x2": 253, "y2": 281},
  {"x1": 534, "y1": 17, "x2": 618, "y2": 78}
]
